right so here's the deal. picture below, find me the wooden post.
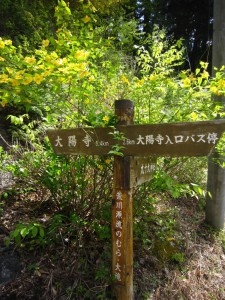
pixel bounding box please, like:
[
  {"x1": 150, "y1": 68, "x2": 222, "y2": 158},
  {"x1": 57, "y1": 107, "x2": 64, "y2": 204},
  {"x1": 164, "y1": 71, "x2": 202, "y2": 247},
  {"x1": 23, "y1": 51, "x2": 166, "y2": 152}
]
[
  {"x1": 112, "y1": 100, "x2": 134, "y2": 299},
  {"x1": 206, "y1": 0, "x2": 225, "y2": 229}
]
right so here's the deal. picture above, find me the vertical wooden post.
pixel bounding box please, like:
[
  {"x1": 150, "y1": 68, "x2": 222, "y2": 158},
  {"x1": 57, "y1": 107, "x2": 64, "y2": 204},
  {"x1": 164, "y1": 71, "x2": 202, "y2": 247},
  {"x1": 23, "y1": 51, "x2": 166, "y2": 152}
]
[
  {"x1": 112, "y1": 100, "x2": 134, "y2": 300},
  {"x1": 206, "y1": 0, "x2": 225, "y2": 229}
]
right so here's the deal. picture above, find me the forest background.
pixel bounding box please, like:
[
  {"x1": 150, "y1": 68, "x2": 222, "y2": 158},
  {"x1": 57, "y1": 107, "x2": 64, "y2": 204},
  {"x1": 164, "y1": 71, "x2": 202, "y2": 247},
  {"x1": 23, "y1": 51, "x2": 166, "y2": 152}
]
[{"x1": 0, "y1": 0, "x2": 225, "y2": 299}]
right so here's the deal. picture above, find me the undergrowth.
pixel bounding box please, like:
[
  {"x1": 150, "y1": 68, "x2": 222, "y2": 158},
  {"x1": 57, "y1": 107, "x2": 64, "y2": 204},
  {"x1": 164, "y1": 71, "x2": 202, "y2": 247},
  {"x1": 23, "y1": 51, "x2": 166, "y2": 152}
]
[{"x1": 0, "y1": 142, "x2": 216, "y2": 299}]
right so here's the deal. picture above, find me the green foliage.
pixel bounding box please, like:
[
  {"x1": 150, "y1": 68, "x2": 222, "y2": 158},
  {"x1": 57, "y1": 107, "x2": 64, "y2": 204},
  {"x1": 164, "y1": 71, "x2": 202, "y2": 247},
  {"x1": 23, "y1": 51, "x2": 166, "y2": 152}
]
[
  {"x1": 135, "y1": 27, "x2": 185, "y2": 76},
  {"x1": 171, "y1": 251, "x2": 185, "y2": 264},
  {"x1": 150, "y1": 170, "x2": 205, "y2": 200},
  {"x1": 129, "y1": 0, "x2": 213, "y2": 71},
  {"x1": 1, "y1": 2, "x2": 222, "y2": 128},
  {"x1": 0, "y1": 0, "x2": 56, "y2": 47},
  {"x1": 3, "y1": 141, "x2": 113, "y2": 215},
  {"x1": 133, "y1": 184, "x2": 186, "y2": 267},
  {"x1": 6, "y1": 222, "x2": 45, "y2": 249},
  {"x1": 0, "y1": 1, "x2": 114, "y2": 124},
  {"x1": 108, "y1": 130, "x2": 126, "y2": 156}
]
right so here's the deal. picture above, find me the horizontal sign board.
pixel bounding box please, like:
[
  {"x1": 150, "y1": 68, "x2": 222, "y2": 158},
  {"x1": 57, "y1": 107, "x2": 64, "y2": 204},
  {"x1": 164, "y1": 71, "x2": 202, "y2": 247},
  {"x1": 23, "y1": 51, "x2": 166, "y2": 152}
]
[
  {"x1": 130, "y1": 157, "x2": 156, "y2": 187},
  {"x1": 47, "y1": 119, "x2": 225, "y2": 157},
  {"x1": 47, "y1": 127, "x2": 112, "y2": 156},
  {"x1": 119, "y1": 119, "x2": 225, "y2": 157}
]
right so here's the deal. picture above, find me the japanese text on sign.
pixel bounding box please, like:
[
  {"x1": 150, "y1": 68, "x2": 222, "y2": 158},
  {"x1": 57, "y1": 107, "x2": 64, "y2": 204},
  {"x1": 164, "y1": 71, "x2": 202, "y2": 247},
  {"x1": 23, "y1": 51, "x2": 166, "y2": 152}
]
[
  {"x1": 140, "y1": 163, "x2": 155, "y2": 175},
  {"x1": 114, "y1": 190, "x2": 123, "y2": 282},
  {"x1": 47, "y1": 119, "x2": 225, "y2": 156},
  {"x1": 122, "y1": 132, "x2": 218, "y2": 146},
  {"x1": 54, "y1": 132, "x2": 219, "y2": 149}
]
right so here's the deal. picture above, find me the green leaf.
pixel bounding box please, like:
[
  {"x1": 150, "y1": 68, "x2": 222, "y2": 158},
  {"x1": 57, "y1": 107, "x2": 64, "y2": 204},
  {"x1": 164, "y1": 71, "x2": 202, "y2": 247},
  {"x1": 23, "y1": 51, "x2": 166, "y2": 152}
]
[
  {"x1": 39, "y1": 227, "x2": 45, "y2": 238},
  {"x1": 32, "y1": 226, "x2": 38, "y2": 237},
  {"x1": 21, "y1": 227, "x2": 29, "y2": 238},
  {"x1": 11, "y1": 228, "x2": 20, "y2": 238},
  {"x1": 108, "y1": 150, "x2": 124, "y2": 156},
  {"x1": 65, "y1": 7, "x2": 71, "y2": 15},
  {"x1": 60, "y1": 0, "x2": 67, "y2": 7},
  {"x1": 198, "y1": 77, "x2": 202, "y2": 85}
]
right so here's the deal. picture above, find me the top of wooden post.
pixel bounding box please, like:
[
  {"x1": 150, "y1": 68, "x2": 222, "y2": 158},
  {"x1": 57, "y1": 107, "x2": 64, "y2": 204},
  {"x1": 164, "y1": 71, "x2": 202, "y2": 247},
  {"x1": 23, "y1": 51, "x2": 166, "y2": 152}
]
[{"x1": 115, "y1": 99, "x2": 134, "y2": 126}]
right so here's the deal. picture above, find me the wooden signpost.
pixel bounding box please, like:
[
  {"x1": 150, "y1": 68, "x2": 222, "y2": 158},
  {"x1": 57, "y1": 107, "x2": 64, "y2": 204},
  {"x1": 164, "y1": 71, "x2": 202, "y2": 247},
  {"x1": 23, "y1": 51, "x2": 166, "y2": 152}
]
[
  {"x1": 47, "y1": 119, "x2": 225, "y2": 157},
  {"x1": 47, "y1": 99, "x2": 225, "y2": 300}
]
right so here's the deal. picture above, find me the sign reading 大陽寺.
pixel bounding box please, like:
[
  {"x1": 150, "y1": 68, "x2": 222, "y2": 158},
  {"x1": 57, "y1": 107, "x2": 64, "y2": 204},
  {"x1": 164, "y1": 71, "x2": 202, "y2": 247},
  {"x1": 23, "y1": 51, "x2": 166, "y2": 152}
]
[{"x1": 47, "y1": 119, "x2": 225, "y2": 157}]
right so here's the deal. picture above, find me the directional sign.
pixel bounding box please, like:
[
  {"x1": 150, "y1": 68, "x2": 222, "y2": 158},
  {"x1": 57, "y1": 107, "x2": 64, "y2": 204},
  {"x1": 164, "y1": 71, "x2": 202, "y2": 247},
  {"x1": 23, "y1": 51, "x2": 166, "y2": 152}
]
[
  {"x1": 47, "y1": 127, "x2": 112, "y2": 156},
  {"x1": 47, "y1": 119, "x2": 225, "y2": 157},
  {"x1": 119, "y1": 120, "x2": 225, "y2": 157},
  {"x1": 130, "y1": 157, "x2": 156, "y2": 187}
]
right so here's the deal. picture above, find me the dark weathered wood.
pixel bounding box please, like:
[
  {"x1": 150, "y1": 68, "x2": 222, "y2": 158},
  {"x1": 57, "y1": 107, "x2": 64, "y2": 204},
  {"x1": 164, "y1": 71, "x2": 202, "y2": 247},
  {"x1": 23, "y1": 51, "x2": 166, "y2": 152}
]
[
  {"x1": 47, "y1": 119, "x2": 225, "y2": 157},
  {"x1": 115, "y1": 99, "x2": 134, "y2": 126},
  {"x1": 130, "y1": 157, "x2": 156, "y2": 187},
  {"x1": 112, "y1": 175, "x2": 133, "y2": 297},
  {"x1": 112, "y1": 100, "x2": 134, "y2": 300},
  {"x1": 206, "y1": 0, "x2": 225, "y2": 229}
]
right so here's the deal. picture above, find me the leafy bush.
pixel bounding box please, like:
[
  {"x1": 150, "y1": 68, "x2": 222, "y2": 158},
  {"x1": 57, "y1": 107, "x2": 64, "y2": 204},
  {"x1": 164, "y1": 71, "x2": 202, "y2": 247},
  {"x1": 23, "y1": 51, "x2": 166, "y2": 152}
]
[{"x1": 6, "y1": 222, "x2": 45, "y2": 249}]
